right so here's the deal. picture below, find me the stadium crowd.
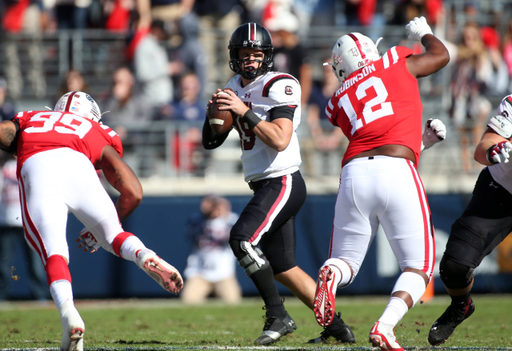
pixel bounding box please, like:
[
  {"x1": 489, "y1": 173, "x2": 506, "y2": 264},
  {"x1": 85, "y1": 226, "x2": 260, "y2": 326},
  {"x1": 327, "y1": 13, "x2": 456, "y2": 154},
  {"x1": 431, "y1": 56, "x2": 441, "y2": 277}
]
[{"x1": 1, "y1": 0, "x2": 512, "y2": 177}]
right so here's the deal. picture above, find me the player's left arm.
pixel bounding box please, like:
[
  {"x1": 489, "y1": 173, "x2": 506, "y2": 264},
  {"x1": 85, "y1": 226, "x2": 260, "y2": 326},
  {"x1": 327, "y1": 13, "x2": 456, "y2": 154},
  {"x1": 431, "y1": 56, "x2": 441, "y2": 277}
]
[
  {"x1": 475, "y1": 128, "x2": 512, "y2": 166},
  {"x1": 405, "y1": 17, "x2": 450, "y2": 78},
  {"x1": 97, "y1": 145, "x2": 143, "y2": 222},
  {"x1": 0, "y1": 120, "x2": 18, "y2": 153}
]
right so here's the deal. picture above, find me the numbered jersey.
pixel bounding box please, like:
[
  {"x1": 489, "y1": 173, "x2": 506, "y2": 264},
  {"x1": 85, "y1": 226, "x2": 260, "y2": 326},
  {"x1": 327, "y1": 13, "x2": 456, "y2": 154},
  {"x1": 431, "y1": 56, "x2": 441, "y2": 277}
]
[
  {"x1": 13, "y1": 110, "x2": 122, "y2": 174},
  {"x1": 224, "y1": 72, "x2": 302, "y2": 182},
  {"x1": 325, "y1": 46, "x2": 422, "y2": 166}
]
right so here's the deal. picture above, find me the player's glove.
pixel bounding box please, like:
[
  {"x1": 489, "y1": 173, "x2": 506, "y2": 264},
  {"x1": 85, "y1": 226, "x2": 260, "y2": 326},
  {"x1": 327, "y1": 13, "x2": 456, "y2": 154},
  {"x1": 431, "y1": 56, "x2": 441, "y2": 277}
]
[
  {"x1": 422, "y1": 118, "x2": 446, "y2": 150},
  {"x1": 405, "y1": 16, "x2": 433, "y2": 41},
  {"x1": 488, "y1": 114, "x2": 512, "y2": 139},
  {"x1": 498, "y1": 95, "x2": 512, "y2": 118},
  {"x1": 486, "y1": 141, "x2": 512, "y2": 164},
  {"x1": 76, "y1": 227, "x2": 100, "y2": 253}
]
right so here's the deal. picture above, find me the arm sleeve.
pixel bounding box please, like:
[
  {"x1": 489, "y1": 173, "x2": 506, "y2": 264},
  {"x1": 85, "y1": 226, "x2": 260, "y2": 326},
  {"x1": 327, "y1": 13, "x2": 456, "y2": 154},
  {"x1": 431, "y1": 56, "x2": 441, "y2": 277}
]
[
  {"x1": 202, "y1": 115, "x2": 230, "y2": 150},
  {"x1": 269, "y1": 105, "x2": 296, "y2": 122}
]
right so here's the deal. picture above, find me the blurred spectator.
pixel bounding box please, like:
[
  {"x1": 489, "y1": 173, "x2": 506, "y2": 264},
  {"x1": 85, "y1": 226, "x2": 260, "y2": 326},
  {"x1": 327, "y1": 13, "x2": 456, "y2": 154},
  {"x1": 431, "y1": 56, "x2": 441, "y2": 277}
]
[
  {"x1": 167, "y1": 13, "x2": 207, "y2": 101},
  {"x1": 103, "y1": 0, "x2": 137, "y2": 32},
  {"x1": 501, "y1": 17, "x2": 512, "y2": 92},
  {"x1": 133, "y1": 19, "x2": 174, "y2": 117},
  {"x1": 0, "y1": 154, "x2": 49, "y2": 301},
  {"x1": 101, "y1": 66, "x2": 152, "y2": 142},
  {"x1": 449, "y1": 22, "x2": 497, "y2": 174},
  {"x1": 55, "y1": 69, "x2": 89, "y2": 106},
  {"x1": 158, "y1": 72, "x2": 207, "y2": 175},
  {"x1": 2, "y1": 0, "x2": 47, "y2": 99},
  {"x1": 264, "y1": 10, "x2": 313, "y2": 107},
  {"x1": 0, "y1": 78, "x2": 17, "y2": 121},
  {"x1": 181, "y1": 194, "x2": 242, "y2": 305},
  {"x1": 389, "y1": 0, "x2": 443, "y2": 27},
  {"x1": 302, "y1": 60, "x2": 345, "y2": 178},
  {"x1": 53, "y1": 0, "x2": 93, "y2": 29},
  {"x1": 193, "y1": 0, "x2": 242, "y2": 92}
]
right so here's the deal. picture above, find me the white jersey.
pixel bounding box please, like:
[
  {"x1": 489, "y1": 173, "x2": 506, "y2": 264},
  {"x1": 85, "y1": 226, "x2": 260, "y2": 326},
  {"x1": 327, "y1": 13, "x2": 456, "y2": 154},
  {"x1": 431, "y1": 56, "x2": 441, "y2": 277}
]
[
  {"x1": 224, "y1": 72, "x2": 302, "y2": 182},
  {"x1": 488, "y1": 162, "x2": 512, "y2": 194}
]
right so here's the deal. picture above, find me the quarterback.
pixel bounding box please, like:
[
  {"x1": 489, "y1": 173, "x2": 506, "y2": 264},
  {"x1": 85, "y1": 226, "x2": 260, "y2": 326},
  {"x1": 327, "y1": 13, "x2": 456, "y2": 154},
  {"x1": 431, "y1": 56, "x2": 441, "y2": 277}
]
[
  {"x1": 0, "y1": 91, "x2": 183, "y2": 351},
  {"x1": 202, "y1": 23, "x2": 355, "y2": 345},
  {"x1": 312, "y1": 17, "x2": 449, "y2": 351}
]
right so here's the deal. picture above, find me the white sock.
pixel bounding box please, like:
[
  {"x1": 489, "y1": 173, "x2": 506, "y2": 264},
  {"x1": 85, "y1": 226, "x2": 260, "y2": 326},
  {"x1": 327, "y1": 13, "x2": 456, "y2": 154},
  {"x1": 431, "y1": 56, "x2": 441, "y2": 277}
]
[
  {"x1": 120, "y1": 236, "x2": 147, "y2": 262},
  {"x1": 50, "y1": 280, "x2": 73, "y2": 308},
  {"x1": 378, "y1": 297, "x2": 409, "y2": 326}
]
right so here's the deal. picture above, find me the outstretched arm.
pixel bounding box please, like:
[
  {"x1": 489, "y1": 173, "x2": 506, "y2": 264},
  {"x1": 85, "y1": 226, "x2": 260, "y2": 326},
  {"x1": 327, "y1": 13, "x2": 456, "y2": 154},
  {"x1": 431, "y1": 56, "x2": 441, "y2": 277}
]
[
  {"x1": 96, "y1": 145, "x2": 143, "y2": 222},
  {"x1": 405, "y1": 17, "x2": 450, "y2": 78}
]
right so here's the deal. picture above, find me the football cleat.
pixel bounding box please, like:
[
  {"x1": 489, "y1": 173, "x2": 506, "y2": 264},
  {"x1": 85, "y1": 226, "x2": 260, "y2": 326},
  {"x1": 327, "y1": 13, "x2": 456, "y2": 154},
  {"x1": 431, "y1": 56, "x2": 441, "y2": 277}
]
[
  {"x1": 59, "y1": 300, "x2": 85, "y2": 351},
  {"x1": 369, "y1": 321, "x2": 404, "y2": 351},
  {"x1": 136, "y1": 249, "x2": 183, "y2": 294},
  {"x1": 308, "y1": 312, "x2": 355, "y2": 344},
  {"x1": 254, "y1": 309, "x2": 297, "y2": 346},
  {"x1": 313, "y1": 265, "x2": 338, "y2": 327},
  {"x1": 428, "y1": 296, "x2": 475, "y2": 346}
]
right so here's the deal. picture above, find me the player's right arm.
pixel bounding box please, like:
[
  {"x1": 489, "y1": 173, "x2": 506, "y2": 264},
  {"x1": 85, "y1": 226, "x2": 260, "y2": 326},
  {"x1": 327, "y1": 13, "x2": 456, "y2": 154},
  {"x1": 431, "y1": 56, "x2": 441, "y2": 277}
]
[
  {"x1": 405, "y1": 16, "x2": 450, "y2": 78},
  {"x1": 96, "y1": 145, "x2": 143, "y2": 222},
  {"x1": 0, "y1": 120, "x2": 18, "y2": 153}
]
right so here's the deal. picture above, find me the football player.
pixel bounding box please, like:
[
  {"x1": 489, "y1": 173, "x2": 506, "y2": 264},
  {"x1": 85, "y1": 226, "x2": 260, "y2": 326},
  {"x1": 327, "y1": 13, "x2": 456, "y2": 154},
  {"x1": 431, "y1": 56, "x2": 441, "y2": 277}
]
[
  {"x1": 427, "y1": 94, "x2": 512, "y2": 346},
  {"x1": 202, "y1": 23, "x2": 355, "y2": 345},
  {"x1": 0, "y1": 91, "x2": 183, "y2": 351},
  {"x1": 312, "y1": 17, "x2": 449, "y2": 351}
]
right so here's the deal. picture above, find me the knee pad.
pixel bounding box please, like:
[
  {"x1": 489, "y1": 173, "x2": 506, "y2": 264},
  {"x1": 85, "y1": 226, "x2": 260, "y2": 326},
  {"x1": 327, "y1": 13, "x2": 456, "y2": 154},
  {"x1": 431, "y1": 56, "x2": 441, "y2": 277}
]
[
  {"x1": 439, "y1": 256, "x2": 474, "y2": 290},
  {"x1": 230, "y1": 240, "x2": 269, "y2": 277}
]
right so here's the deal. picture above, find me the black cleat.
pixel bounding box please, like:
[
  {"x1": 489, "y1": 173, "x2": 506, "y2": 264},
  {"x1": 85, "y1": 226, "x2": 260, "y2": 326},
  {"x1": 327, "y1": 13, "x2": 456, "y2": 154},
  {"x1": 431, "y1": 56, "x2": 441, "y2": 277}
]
[
  {"x1": 308, "y1": 312, "x2": 355, "y2": 344},
  {"x1": 428, "y1": 297, "x2": 475, "y2": 346},
  {"x1": 254, "y1": 310, "x2": 297, "y2": 346}
]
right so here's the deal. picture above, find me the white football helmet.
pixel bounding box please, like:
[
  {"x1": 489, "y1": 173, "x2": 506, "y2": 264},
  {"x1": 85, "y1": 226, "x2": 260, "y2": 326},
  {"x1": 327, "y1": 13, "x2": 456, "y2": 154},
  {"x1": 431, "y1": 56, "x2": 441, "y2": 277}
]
[
  {"x1": 498, "y1": 94, "x2": 512, "y2": 118},
  {"x1": 54, "y1": 91, "x2": 102, "y2": 123},
  {"x1": 329, "y1": 33, "x2": 381, "y2": 84}
]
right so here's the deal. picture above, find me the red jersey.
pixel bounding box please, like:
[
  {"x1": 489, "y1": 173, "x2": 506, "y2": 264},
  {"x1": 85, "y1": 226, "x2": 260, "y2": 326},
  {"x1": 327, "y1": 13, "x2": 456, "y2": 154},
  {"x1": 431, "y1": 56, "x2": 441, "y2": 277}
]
[
  {"x1": 325, "y1": 46, "x2": 423, "y2": 166},
  {"x1": 13, "y1": 110, "x2": 123, "y2": 174}
]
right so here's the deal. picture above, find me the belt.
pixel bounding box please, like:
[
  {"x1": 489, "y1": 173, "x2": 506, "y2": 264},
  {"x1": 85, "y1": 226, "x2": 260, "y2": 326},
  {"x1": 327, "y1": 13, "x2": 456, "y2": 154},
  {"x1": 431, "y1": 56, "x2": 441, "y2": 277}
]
[{"x1": 248, "y1": 179, "x2": 269, "y2": 191}]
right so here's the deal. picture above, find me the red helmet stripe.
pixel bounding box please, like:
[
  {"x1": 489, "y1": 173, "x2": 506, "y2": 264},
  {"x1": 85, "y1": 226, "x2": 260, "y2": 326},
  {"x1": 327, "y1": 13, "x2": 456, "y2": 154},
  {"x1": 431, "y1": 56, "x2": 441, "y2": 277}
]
[
  {"x1": 250, "y1": 23, "x2": 256, "y2": 41},
  {"x1": 64, "y1": 91, "x2": 78, "y2": 112},
  {"x1": 348, "y1": 33, "x2": 366, "y2": 60}
]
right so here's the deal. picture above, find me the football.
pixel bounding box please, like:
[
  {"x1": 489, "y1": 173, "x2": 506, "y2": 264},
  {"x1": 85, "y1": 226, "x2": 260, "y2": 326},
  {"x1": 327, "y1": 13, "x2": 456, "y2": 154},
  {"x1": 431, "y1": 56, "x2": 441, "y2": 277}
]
[{"x1": 207, "y1": 91, "x2": 234, "y2": 135}]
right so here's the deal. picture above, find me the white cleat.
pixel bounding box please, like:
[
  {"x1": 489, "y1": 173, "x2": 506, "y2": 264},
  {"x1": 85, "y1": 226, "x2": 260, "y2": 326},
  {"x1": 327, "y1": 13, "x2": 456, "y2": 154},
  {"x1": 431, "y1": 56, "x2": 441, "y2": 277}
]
[
  {"x1": 369, "y1": 321, "x2": 405, "y2": 351},
  {"x1": 313, "y1": 265, "x2": 337, "y2": 327},
  {"x1": 136, "y1": 249, "x2": 183, "y2": 294},
  {"x1": 59, "y1": 301, "x2": 84, "y2": 351}
]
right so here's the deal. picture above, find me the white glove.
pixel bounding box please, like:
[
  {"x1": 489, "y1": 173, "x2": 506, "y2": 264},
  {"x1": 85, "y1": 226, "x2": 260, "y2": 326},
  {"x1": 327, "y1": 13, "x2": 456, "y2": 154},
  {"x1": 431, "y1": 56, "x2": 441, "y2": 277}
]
[
  {"x1": 406, "y1": 16, "x2": 433, "y2": 41},
  {"x1": 488, "y1": 114, "x2": 512, "y2": 139},
  {"x1": 422, "y1": 118, "x2": 446, "y2": 150},
  {"x1": 76, "y1": 227, "x2": 100, "y2": 253},
  {"x1": 498, "y1": 95, "x2": 512, "y2": 118},
  {"x1": 487, "y1": 141, "x2": 512, "y2": 164}
]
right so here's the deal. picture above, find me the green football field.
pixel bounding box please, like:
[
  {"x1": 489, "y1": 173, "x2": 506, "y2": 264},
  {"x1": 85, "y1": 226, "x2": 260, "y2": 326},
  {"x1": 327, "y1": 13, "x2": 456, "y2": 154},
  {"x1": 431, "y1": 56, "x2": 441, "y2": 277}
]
[{"x1": 1, "y1": 294, "x2": 512, "y2": 350}]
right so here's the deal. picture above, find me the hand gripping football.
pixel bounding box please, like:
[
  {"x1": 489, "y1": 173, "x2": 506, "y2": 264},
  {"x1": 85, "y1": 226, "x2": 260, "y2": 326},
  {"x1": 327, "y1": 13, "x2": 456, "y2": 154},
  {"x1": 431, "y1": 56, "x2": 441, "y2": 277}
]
[{"x1": 207, "y1": 91, "x2": 234, "y2": 135}]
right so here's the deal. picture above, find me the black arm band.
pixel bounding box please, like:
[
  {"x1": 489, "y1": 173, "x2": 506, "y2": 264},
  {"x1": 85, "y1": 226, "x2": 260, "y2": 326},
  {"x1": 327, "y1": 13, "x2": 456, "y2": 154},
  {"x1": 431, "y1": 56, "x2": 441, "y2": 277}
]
[
  {"x1": 243, "y1": 109, "x2": 261, "y2": 129},
  {"x1": 486, "y1": 145, "x2": 499, "y2": 164}
]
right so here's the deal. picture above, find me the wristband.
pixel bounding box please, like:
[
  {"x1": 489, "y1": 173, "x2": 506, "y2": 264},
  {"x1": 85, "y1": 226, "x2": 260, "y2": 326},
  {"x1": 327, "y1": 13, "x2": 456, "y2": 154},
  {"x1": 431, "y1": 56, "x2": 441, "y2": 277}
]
[
  {"x1": 486, "y1": 145, "x2": 499, "y2": 165},
  {"x1": 243, "y1": 109, "x2": 261, "y2": 129}
]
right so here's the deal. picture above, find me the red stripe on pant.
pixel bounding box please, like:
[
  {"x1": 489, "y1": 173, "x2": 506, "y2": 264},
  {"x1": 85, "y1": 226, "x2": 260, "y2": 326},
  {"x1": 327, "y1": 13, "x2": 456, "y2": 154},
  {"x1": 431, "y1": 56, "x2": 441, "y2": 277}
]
[
  {"x1": 112, "y1": 232, "x2": 135, "y2": 257},
  {"x1": 46, "y1": 255, "x2": 71, "y2": 286}
]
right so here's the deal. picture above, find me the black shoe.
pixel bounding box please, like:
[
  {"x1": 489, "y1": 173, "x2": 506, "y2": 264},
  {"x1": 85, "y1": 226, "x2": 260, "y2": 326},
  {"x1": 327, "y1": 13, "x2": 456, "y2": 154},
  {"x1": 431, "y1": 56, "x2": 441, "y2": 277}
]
[
  {"x1": 428, "y1": 297, "x2": 475, "y2": 346},
  {"x1": 254, "y1": 309, "x2": 297, "y2": 345},
  {"x1": 308, "y1": 312, "x2": 355, "y2": 344}
]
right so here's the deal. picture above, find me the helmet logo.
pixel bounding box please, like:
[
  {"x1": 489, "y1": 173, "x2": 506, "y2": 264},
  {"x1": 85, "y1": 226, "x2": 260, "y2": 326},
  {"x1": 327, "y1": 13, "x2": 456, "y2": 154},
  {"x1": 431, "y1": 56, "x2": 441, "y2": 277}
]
[
  {"x1": 349, "y1": 47, "x2": 360, "y2": 57},
  {"x1": 243, "y1": 39, "x2": 261, "y2": 47},
  {"x1": 285, "y1": 86, "x2": 293, "y2": 95}
]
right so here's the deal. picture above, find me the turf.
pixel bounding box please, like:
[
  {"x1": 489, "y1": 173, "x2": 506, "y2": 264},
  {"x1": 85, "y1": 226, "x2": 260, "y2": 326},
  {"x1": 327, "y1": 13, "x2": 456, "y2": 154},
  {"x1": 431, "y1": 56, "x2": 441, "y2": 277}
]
[{"x1": 1, "y1": 294, "x2": 512, "y2": 350}]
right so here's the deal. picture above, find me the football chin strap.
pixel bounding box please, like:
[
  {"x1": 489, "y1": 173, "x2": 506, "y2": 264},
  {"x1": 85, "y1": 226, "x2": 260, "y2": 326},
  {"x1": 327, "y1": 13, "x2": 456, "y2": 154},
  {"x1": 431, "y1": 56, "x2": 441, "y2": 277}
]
[{"x1": 239, "y1": 241, "x2": 268, "y2": 276}]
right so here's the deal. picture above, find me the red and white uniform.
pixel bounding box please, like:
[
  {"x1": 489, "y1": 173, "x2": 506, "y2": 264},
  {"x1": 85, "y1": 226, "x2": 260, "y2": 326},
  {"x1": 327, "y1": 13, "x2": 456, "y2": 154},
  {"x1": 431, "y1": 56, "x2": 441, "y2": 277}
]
[
  {"x1": 324, "y1": 47, "x2": 435, "y2": 280},
  {"x1": 12, "y1": 110, "x2": 124, "y2": 266},
  {"x1": 224, "y1": 71, "x2": 302, "y2": 182}
]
